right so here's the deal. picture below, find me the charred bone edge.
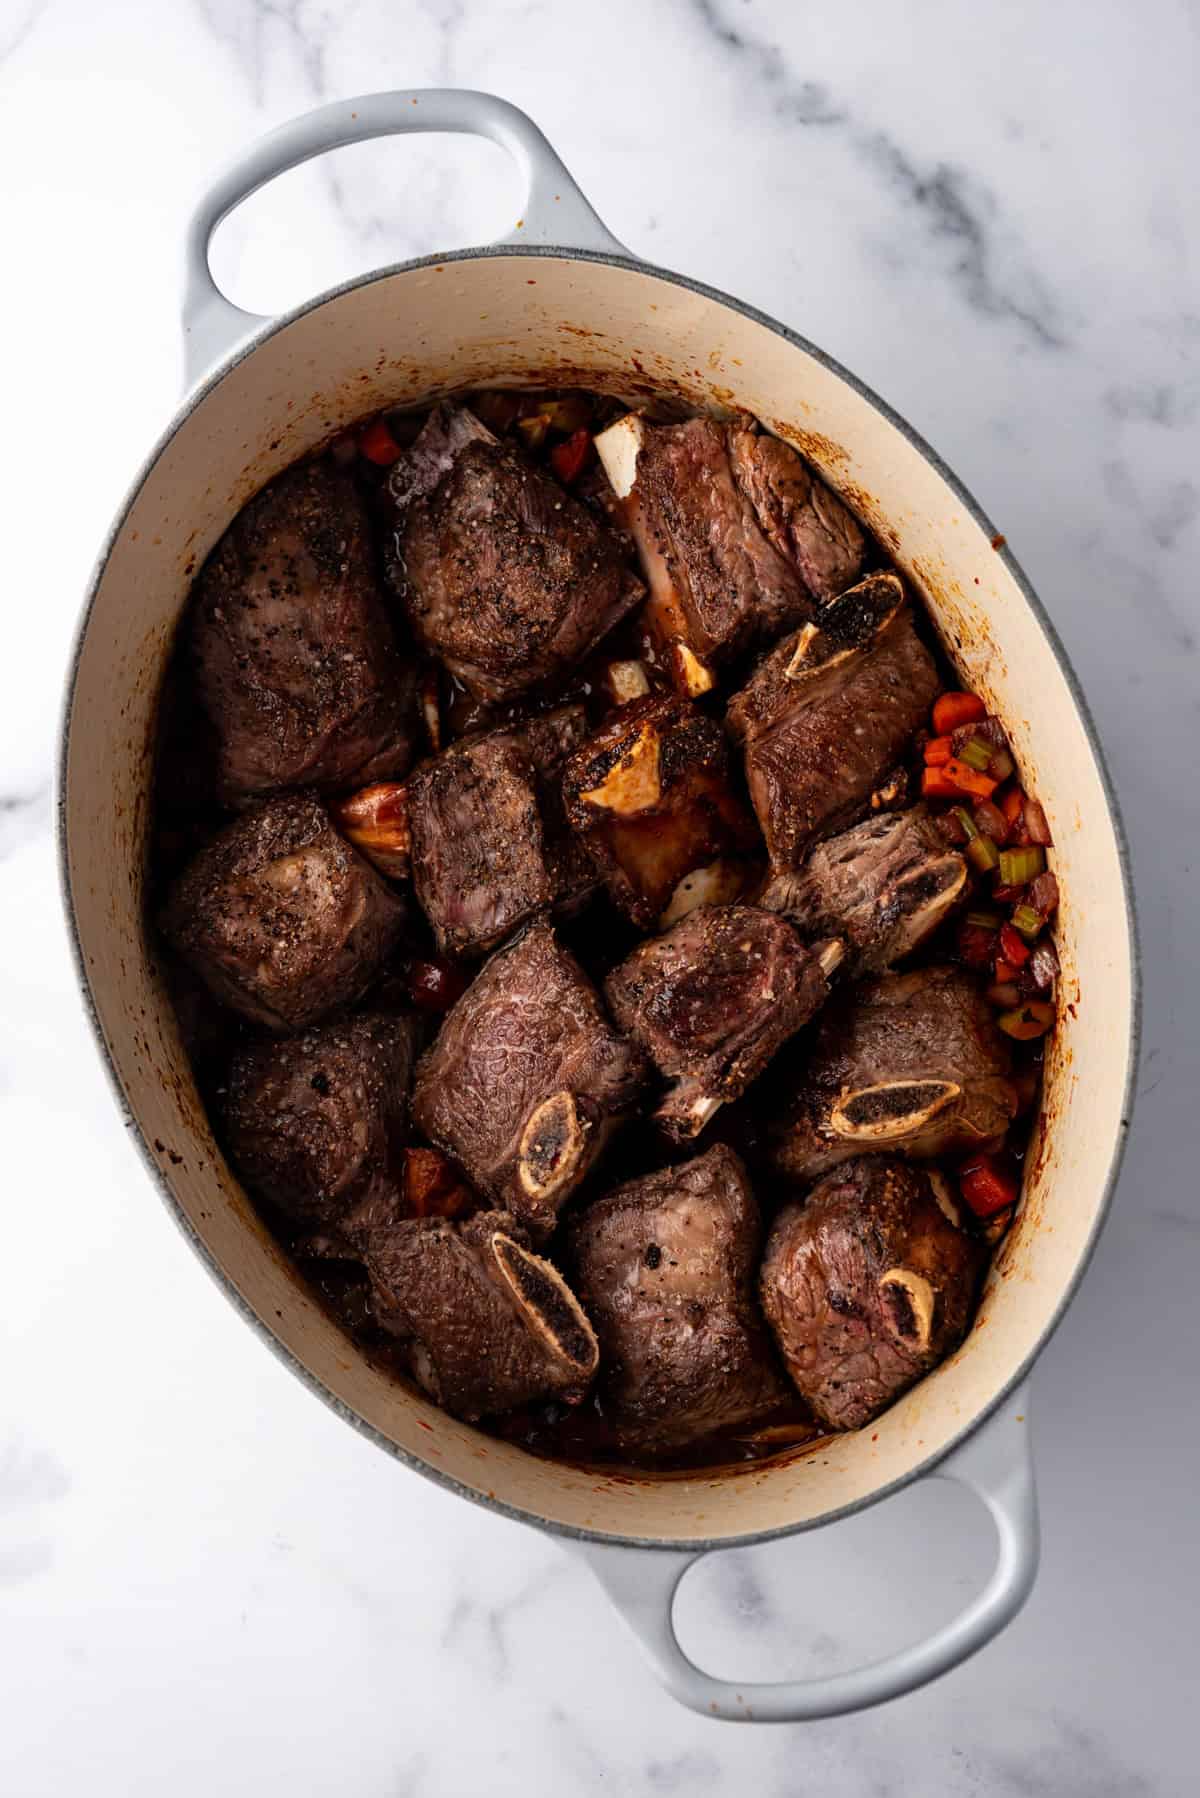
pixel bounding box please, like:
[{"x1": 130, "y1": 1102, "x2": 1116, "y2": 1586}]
[
  {"x1": 827, "y1": 1078, "x2": 962, "y2": 1143},
  {"x1": 652, "y1": 1082, "x2": 723, "y2": 1142},
  {"x1": 489, "y1": 1232, "x2": 599, "y2": 1377},
  {"x1": 593, "y1": 413, "x2": 717, "y2": 698},
  {"x1": 783, "y1": 571, "x2": 905, "y2": 684},
  {"x1": 579, "y1": 718, "x2": 662, "y2": 815},
  {"x1": 517, "y1": 1091, "x2": 591, "y2": 1203},
  {"x1": 879, "y1": 1267, "x2": 936, "y2": 1351}
]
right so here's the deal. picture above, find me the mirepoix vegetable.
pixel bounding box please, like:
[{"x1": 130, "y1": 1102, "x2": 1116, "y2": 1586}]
[
  {"x1": 549, "y1": 429, "x2": 593, "y2": 486},
  {"x1": 959, "y1": 1154, "x2": 1021, "y2": 1218},
  {"x1": 932, "y1": 691, "x2": 987, "y2": 735},
  {"x1": 998, "y1": 923, "x2": 1031, "y2": 967},
  {"x1": 1011, "y1": 901, "x2": 1043, "y2": 940},
  {"x1": 997, "y1": 1000, "x2": 1056, "y2": 1040},
  {"x1": 967, "y1": 832, "x2": 1000, "y2": 873},
  {"x1": 359, "y1": 417, "x2": 403, "y2": 466},
  {"x1": 957, "y1": 736, "x2": 994, "y2": 773},
  {"x1": 998, "y1": 846, "x2": 1046, "y2": 886}
]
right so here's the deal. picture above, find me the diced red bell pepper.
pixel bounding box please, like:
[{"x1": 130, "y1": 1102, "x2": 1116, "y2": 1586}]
[
  {"x1": 359, "y1": 416, "x2": 403, "y2": 466},
  {"x1": 998, "y1": 923, "x2": 1032, "y2": 967},
  {"x1": 959, "y1": 1154, "x2": 1021, "y2": 1218},
  {"x1": 932, "y1": 691, "x2": 987, "y2": 735},
  {"x1": 549, "y1": 428, "x2": 593, "y2": 485}
]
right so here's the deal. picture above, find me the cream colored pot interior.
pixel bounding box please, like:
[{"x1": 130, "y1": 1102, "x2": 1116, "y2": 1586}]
[{"x1": 63, "y1": 254, "x2": 1134, "y2": 1543}]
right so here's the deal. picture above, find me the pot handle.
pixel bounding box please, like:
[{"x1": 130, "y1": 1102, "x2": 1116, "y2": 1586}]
[
  {"x1": 182, "y1": 88, "x2": 627, "y2": 384},
  {"x1": 571, "y1": 1391, "x2": 1038, "y2": 1722}
]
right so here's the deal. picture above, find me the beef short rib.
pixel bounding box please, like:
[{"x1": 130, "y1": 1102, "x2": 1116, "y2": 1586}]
[
  {"x1": 386, "y1": 405, "x2": 642, "y2": 703},
  {"x1": 408, "y1": 704, "x2": 593, "y2": 958},
  {"x1": 761, "y1": 805, "x2": 967, "y2": 975},
  {"x1": 595, "y1": 413, "x2": 813, "y2": 685},
  {"x1": 760, "y1": 1154, "x2": 983, "y2": 1430},
  {"x1": 190, "y1": 462, "x2": 417, "y2": 806},
  {"x1": 366, "y1": 1209, "x2": 598, "y2": 1420},
  {"x1": 562, "y1": 694, "x2": 759, "y2": 928},
  {"x1": 223, "y1": 1011, "x2": 418, "y2": 1235},
  {"x1": 604, "y1": 904, "x2": 837, "y2": 1140},
  {"x1": 162, "y1": 792, "x2": 406, "y2": 1031},
  {"x1": 411, "y1": 922, "x2": 647, "y2": 1236},
  {"x1": 766, "y1": 965, "x2": 1016, "y2": 1183},
  {"x1": 727, "y1": 572, "x2": 939, "y2": 870},
  {"x1": 728, "y1": 423, "x2": 867, "y2": 604},
  {"x1": 570, "y1": 1144, "x2": 788, "y2": 1453}
]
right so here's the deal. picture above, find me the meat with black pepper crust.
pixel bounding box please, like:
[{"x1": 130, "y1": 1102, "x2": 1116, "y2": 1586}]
[
  {"x1": 386, "y1": 406, "x2": 642, "y2": 702},
  {"x1": 765, "y1": 965, "x2": 1017, "y2": 1183},
  {"x1": 365, "y1": 1208, "x2": 599, "y2": 1420},
  {"x1": 570, "y1": 1144, "x2": 789, "y2": 1453},
  {"x1": 760, "y1": 1154, "x2": 983, "y2": 1430},
  {"x1": 190, "y1": 462, "x2": 417, "y2": 806},
  {"x1": 411, "y1": 922, "x2": 648, "y2": 1236},
  {"x1": 408, "y1": 704, "x2": 593, "y2": 958},
  {"x1": 223, "y1": 1010, "x2": 418, "y2": 1235},
  {"x1": 604, "y1": 905, "x2": 834, "y2": 1140},
  {"x1": 162, "y1": 792, "x2": 407, "y2": 1031},
  {"x1": 727, "y1": 572, "x2": 939, "y2": 871}
]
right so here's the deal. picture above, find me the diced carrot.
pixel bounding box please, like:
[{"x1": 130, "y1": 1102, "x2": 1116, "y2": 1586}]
[
  {"x1": 941, "y1": 757, "x2": 999, "y2": 801},
  {"x1": 932, "y1": 691, "x2": 986, "y2": 735},
  {"x1": 993, "y1": 956, "x2": 1020, "y2": 984},
  {"x1": 923, "y1": 735, "x2": 954, "y2": 765},
  {"x1": 359, "y1": 416, "x2": 402, "y2": 465},
  {"x1": 959, "y1": 1154, "x2": 1020, "y2": 1219},
  {"x1": 998, "y1": 923, "x2": 1032, "y2": 967},
  {"x1": 921, "y1": 767, "x2": 962, "y2": 799},
  {"x1": 550, "y1": 428, "x2": 593, "y2": 485}
]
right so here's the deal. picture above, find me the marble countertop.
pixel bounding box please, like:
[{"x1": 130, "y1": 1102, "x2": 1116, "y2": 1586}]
[{"x1": 2, "y1": 1, "x2": 1196, "y2": 1791}]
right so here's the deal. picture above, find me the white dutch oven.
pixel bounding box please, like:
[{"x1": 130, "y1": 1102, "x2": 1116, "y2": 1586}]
[{"x1": 58, "y1": 91, "x2": 1138, "y2": 1722}]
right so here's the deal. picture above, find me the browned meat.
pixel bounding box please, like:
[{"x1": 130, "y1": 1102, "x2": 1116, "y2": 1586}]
[
  {"x1": 604, "y1": 906, "x2": 837, "y2": 1140},
  {"x1": 766, "y1": 965, "x2": 1017, "y2": 1184},
  {"x1": 387, "y1": 406, "x2": 642, "y2": 703},
  {"x1": 761, "y1": 806, "x2": 967, "y2": 975},
  {"x1": 190, "y1": 462, "x2": 417, "y2": 806},
  {"x1": 411, "y1": 922, "x2": 648, "y2": 1236},
  {"x1": 408, "y1": 705, "x2": 593, "y2": 959},
  {"x1": 562, "y1": 695, "x2": 760, "y2": 928},
  {"x1": 727, "y1": 573, "x2": 940, "y2": 871},
  {"x1": 366, "y1": 1209, "x2": 598, "y2": 1420},
  {"x1": 728, "y1": 425, "x2": 867, "y2": 603},
  {"x1": 760, "y1": 1155, "x2": 983, "y2": 1430},
  {"x1": 570, "y1": 1145, "x2": 788, "y2": 1453},
  {"x1": 162, "y1": 793, "x2": 406, "y2": 1031},
  {"x1": 597, "y1": 414, "x2": 812, "y2": 684},
  {"x1": 223, "y1": 1011, "x2": 417, "y2": 1234}
]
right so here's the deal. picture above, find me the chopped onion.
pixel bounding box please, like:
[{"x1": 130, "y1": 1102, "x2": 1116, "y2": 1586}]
[
  {"x1": 1023, "y1": 796, "x2": 1053, "y2": 846},
  {"x1": 973, "y1": 798, "x2": 1008, "y2": 842},
  {"x1": 1028, "y1": 938, "x2": 1061, "y2": 990},
  {"x1": 1028, "y1": 870, "x2": 1060, "y2": 919}
]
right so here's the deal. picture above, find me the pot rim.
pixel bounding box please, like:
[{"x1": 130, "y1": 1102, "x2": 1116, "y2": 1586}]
[{"x1": 57, "y1": 242, "x2": 1142, "y2": 1551}]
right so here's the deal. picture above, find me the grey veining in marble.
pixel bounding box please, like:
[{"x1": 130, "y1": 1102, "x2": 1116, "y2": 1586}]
[{"x1": 0, "y1": 1, "x2": 1196, "y2": 1792}]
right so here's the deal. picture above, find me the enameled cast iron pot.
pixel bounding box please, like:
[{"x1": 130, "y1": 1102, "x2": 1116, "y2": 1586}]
[{"x1": 58, "y1": 91, "x2": 1139, "y2": 1722}]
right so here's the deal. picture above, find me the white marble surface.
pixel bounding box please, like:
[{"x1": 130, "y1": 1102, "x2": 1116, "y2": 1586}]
[{"x1": 1, "y1": 0, "x2": 1197, "y2": 1790}]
